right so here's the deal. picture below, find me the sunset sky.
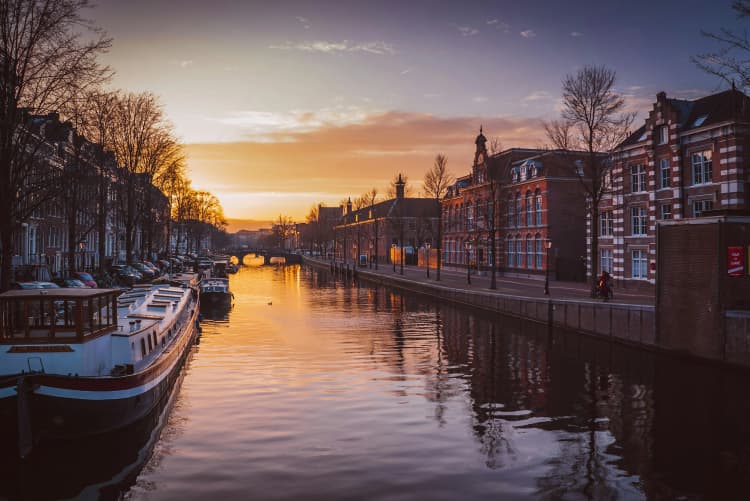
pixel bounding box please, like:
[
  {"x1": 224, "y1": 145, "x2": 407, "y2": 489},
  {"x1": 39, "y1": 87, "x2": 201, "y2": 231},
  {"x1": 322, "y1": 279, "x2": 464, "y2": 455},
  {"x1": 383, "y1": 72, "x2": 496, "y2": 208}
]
[{"x1": 93, "y1": 0, "x2": 742, "y2": 224}]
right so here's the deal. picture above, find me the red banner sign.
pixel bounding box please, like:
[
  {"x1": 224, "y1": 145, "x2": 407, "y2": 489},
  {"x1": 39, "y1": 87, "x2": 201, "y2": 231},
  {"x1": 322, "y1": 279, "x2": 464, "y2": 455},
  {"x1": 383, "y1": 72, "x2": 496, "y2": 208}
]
[{"x1": 728, "y1": 246, "x2": 744, "y2": 277}]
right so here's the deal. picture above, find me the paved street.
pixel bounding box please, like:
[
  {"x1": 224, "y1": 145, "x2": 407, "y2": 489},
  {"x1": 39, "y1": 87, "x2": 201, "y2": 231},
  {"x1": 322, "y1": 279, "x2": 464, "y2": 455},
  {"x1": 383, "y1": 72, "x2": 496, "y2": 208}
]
[{"x1": 312, "y1": 258, "x2": 654, "y2": 306}]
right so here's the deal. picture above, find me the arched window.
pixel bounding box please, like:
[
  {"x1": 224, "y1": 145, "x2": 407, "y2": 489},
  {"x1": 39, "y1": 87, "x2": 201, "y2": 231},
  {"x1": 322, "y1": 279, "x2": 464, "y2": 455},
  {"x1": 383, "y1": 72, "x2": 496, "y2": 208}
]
[
  {"x1": 526, "y1": 234, "x2": 533, "y2": 269},
  {"x1": 535, "y1": 189, "x2": 542, "y2": 226},
  {"x1": 515, "y1": 195, "x2": 522, "y2": 227},
  {"x1": 508, "y1": 196, "x2": 514, "y2": 227},
  {"x1": 526, "y1": 191, "x2": 533, "y2": 226},
  {"x1": 535, "y1": 234, "x2": 543, "y2": 269},
  {"x1": 507, "y1": 236, "x2": 514, "y2": 267},
  {"x1": 516, "y1": 234, "x2": 523, "y2": 268}
]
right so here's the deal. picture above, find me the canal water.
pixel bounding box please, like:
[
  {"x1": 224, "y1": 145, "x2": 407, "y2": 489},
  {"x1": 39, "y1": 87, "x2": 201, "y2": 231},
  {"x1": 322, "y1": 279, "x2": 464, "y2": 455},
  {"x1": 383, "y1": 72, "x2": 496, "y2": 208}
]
[{"x1": 2, "y1": 263, "x2": 750, "y2": 500}]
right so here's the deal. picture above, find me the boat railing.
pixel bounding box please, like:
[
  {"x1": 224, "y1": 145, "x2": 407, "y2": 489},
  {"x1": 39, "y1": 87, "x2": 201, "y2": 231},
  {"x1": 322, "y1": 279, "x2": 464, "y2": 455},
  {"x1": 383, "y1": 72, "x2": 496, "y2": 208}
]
[{"x1": 0, "y1": 290, "x2": 120, "y2": 344}]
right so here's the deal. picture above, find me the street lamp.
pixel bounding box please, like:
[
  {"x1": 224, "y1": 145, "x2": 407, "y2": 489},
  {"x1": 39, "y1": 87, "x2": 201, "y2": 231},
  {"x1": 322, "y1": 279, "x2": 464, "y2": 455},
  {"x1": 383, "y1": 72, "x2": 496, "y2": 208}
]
[
  {"x1": 425, "y1": 241, "x2": 431, "y2": 278},
  {"x1": 79, "y1": 240, "x2": 86, "y2": 271},
  {"x1": 465, "y1": 240, "x2": 471, "y2": 285},
  {"x1": 369, "y1": 242, "x2": 373, "y2": 268},
  {"x1": 544, "y1": 239, "x2": 552, "y2": 295},
  {"x1": 392, "y1": 243, "x2": 397, "y2": 272}
]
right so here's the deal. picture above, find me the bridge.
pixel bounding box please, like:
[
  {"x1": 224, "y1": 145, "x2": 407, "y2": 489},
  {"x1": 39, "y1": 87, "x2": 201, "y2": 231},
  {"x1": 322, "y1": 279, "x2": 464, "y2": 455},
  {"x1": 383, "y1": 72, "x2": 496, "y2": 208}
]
[{"x1": 220, "y1": 248, "x2": 304, "y2": 266}]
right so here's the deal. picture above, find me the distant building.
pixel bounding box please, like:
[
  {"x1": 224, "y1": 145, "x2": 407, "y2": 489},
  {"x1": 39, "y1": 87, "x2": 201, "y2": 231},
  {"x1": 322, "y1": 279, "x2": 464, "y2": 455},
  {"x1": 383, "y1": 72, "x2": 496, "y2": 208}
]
[
  {"x1": 335, "y1": 175, "x2": 439, "y2": 265},
  {"x1": 600, "y1": 88, "x2": 750, "y2": 291}
]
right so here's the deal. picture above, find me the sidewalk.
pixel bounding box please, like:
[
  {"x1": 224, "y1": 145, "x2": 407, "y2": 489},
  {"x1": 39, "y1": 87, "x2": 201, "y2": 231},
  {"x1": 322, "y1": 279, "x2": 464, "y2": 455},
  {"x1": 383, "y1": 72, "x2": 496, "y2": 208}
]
[{"x1": 310, "y1": 258, "x2": 654, "y2": 307}]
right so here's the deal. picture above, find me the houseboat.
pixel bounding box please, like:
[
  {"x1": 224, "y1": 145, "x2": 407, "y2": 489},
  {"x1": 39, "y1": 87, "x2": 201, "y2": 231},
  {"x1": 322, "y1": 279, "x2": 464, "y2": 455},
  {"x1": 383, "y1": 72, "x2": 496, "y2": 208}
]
[
  {"x1": 200, "y1": 278, "x2": 233, "y2": 307},
  {"x1": 0, "y1": 282, "x2": 200, "y2": 457}
]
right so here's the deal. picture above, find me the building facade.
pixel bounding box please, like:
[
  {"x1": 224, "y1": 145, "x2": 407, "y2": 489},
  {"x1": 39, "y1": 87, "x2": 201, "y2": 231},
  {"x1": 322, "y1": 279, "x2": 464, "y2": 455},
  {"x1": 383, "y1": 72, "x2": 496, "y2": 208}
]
[
  {"x1": 335, "y1": 176, "x2": 439, "y2": 265},
  {"x1": 442, "y1": 130, "x2": 591, "y2": 281},
  {"x1": 599, "y1": 88, "x2": 750, "y2": 291}
]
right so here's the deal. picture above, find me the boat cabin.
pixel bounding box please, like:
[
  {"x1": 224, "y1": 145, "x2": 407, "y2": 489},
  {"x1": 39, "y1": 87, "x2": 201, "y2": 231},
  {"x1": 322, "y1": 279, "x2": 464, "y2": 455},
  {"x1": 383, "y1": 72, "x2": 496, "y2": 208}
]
[{"x1": 0, "y1": 288, "x2": 120, "y2": 344}]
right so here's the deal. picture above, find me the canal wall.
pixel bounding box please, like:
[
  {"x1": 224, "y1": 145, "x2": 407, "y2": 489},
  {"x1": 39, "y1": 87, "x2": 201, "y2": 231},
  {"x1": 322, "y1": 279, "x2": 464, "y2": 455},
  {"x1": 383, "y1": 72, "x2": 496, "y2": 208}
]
[{"x1": 304, "y1": 258, "x2": 656, "y2": 351}]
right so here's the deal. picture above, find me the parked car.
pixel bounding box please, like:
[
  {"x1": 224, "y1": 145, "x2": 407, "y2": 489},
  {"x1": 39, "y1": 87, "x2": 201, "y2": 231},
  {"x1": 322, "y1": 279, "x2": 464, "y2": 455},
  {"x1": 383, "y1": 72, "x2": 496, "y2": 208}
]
[
  {"x1": 130, "y1": 262, "x2": 155, "y2": 281},
  {"x1": 53, "y1": 278, "x2": 89, "y2": 288},
  {"x1": 13, "y1": 281, "x2": 61, "y2": 289},
  {"x1": 110, "y1": 264, "x2": 142, "y2": 286},
  {"x1": 73, "y1": 271, "x2": 97, "y2": 288}
]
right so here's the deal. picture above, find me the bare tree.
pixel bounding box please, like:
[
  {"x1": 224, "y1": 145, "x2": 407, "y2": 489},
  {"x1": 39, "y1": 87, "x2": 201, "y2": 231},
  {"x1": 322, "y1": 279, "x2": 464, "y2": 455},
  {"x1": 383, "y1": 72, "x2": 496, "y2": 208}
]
[
  {"x1": 693, "y1": 1, "x2": 750, "y2": 88},
  {"x1": 544, "y1": 65, "x2": 635, "y2": 292},
  {"x1": 273, "y1": 214, "x2": 295, "y2": 250},
  {"x1": 485, "y1": 142, "x2": 509, "y2": 290},
  {"x1": 423, "y1": 154, "x2": 453, "y2": 281},
  {"x1": 0, "y1": 0, "x2": 111, "y2": 290}
]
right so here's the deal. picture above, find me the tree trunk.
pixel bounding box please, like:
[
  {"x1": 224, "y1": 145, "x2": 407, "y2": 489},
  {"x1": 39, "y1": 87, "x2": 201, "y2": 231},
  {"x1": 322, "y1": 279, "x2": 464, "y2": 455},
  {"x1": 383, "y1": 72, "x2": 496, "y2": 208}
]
[
  {"x1": 0, "y1": 225, "x2": 14, "y2": 292},
  {"x1": 590, "y1": 203, "x2": 599, "y2": 294},
  {"x1": 436, "y1": 210, "x2": 442, "y2": 281},
  {"x1": 97, "y1": 172, "x2": 107, "y2": 273}
]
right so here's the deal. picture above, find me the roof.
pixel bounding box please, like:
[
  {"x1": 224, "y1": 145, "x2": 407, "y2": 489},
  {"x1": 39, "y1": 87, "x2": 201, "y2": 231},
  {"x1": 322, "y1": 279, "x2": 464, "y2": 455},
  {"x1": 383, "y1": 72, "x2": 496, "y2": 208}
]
[
  {"x1": 619, "y1": 88, "x2": 750, "y2": 148},
  {"x1": 339, "y1": 197, "x2": 439, "y2": 225}
]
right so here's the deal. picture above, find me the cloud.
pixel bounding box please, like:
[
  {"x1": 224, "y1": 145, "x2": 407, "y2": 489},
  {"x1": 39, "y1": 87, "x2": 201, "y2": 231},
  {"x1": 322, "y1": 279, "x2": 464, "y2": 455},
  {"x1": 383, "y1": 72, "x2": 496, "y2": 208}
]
[
  {"x1": 487, "y1": 18, "x2": 510, "y2": 32},
  {"x1": 457, "y1": 25, "x2": 479, "y2": 37},
  {"x1": 423, "y1": 93, "x2": 441, "y2": 99},
  {"x1": 472, "y1": 96, "x2": 488, "y2": 103},
  {"x1": 295, "y1": 16, "x2": 311, "y2": 29},
  {"x1": 523, "y1": 91, "x2": 552, "y2": 102},
  {"x1": 269, "y1": 40, "x2": 396, "y2": 55},
  {"x1": 570, "y1": 31, "x2": 583, "y2": 37},
  {"x1": 520, "y1": 30, "x2": 536, "y2": 38},
  {"x1": 400, "y1": 68, "x2": 411, "y2": 75},
  {"x1": 186, "y1": 111, "x2": 546, "y2": 219}
]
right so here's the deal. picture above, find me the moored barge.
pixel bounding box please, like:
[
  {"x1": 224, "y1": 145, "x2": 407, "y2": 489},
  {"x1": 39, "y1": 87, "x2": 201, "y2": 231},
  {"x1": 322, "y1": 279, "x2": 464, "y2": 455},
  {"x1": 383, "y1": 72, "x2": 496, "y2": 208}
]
[{"x1": 0, "y1": 281, "x2": 200, "y2": 457}]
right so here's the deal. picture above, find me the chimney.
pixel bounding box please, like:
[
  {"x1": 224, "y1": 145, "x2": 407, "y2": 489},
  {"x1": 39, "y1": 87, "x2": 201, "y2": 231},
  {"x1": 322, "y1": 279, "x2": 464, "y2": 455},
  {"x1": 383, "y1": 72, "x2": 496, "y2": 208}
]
[
  {"x1": 346, "y1": 197, "x2": 352, "y2": 214},
  {"x1": 395, "y1": 173, "x2": 405, "y2": 199},
  {"x1": 656, "y1": 91, "x2": 667, "y2": 103}
]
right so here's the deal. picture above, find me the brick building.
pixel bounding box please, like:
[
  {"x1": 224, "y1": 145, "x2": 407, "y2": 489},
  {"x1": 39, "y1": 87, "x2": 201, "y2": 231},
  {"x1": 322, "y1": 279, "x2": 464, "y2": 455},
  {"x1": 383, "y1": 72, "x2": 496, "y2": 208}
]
[
  {"x1": 600, "y1": 88, "x2": 750, "y2": 291},
  {"x1": 335, "y1": 175, "x2": 439, "y2": 266},
  {"x1": 442, "y1": 129, "x2": 592, "y2": 281}
]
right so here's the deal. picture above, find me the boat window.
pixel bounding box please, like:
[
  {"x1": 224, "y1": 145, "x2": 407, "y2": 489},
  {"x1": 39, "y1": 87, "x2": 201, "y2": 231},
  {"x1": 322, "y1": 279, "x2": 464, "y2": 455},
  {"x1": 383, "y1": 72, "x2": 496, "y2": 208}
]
[
  {"x1": 147, "y1": 335, "x2": 152, "y2": 352},
  {"x1": 141, "y1": 338, "x2": 146, "y2": 357}
]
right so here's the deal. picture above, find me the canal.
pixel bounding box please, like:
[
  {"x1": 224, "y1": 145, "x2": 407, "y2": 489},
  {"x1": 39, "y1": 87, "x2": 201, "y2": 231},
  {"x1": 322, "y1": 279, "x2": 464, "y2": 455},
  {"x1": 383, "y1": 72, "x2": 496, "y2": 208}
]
[{"x1": 2, "y1": 263, "x2": 750, "y2": 500}]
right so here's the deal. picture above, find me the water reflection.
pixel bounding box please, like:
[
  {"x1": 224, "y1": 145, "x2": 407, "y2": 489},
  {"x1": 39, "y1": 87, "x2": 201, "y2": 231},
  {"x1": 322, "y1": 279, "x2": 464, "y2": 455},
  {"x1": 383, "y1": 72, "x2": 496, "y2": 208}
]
[{"x1": 2, "y1": 265, "x2": 749, "y2": 500}]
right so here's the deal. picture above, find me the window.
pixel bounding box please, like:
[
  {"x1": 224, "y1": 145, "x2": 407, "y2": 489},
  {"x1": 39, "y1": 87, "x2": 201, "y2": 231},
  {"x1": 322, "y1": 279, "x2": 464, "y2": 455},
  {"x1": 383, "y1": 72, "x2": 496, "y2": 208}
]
[
  {"x1": 507, "y1": 198, "x2": 514, "y2": 227},
  {"x1": 632, "y1": 249, "x2": 648, "y2": 279},
  {"x1": 631, "y1": 206, "x2": 647, "y2": 235},
  {"x1": 526, "y1": 235, "x2": 533, "y2": 269},
  {"x1": 692, "y1": 115, "x2": 708, "y2": 127},
  {"x1": 535, "y1": 192, "x2": 542, "y2": 226},
  {"x1": 658, "y1": 125, "x2": 668, "y2": 145},
  {"x1": 600, "y1": 211, "x2": 613, "y2": 236},
  {"x1": 693, "y1": 199, "x2": 714, "y2": 217},
  {"x1": 630, "y1": 164, "x2": 646, "y2": 192},
  {"x1": 691, "y1": 150, "x2": 713, "y2": 185},
  {"x1": 516, "y1": 238, "x2": 523, "y2": 268},
  {"x1": 467, "y1": 205, "x2": 473, "y2": 231},
  {"x1": 659, "y1": 158, "x2": 670, "y2": 189},
  {"x1": 526, "y1": 192, "x2": 533, "y2": 226},
  {"x1": 515, "y1": 196, "x2": 522, "y2": 227},
  {"x1": 601, "y1": 249, "x2": 613, "y2": 274},
  {"x1": 660, "y1": 204, "x2": 672, "y2": 220},
  {"x1": 535, "y1": 237, "x2": 543, "y2": 269},
  {"x1": 507, "y1": 237, "x2": 515, "y2": 267}
]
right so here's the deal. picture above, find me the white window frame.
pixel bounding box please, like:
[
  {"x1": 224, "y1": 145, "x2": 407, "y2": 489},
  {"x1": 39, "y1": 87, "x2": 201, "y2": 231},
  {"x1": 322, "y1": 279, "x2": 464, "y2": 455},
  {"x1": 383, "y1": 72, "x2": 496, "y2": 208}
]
[
  {"x1": 659, "y1": 158, "x2": 670, "y2": 189},
  {"x1": 693, "y1": 199, "x2": 714, "y2": 217},
  {"x1": 658, "y1": 125, "x2": 668, "y2": 145},
  {"x1": 631, "y1": 206, "x2": 647, "y2": 236},
  {"x1": 526, "y1": 236, "x2": 533, "y2": 269},
  {"x1": 691, "y1": 150, "x2": 713, "y2": 185},
  {"x1": 601, "y1": 249, "x2": 613, "y2": 274},
  {"x1": 660, "y1": 204, "x2": 672, "y2": 220},
  {"x1": 630, "y1": 164, "x2": 646, "y2": 193},
  {"x1": 632, "y1": 249, "x2": 648, "y2": 279},
  {"x1": 600, "y1": 211, "x2": 613, "y2": 236}
]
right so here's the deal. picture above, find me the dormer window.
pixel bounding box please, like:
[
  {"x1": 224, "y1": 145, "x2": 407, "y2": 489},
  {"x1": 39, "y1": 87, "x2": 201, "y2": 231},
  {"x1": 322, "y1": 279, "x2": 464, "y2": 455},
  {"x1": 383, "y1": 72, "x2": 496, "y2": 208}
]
[
  {"x1": 637, "y1": 130, "x2": 647, "y2": 142},
  {"x1": 692, "y1": 115, "x2": 708, "y2": 127}
]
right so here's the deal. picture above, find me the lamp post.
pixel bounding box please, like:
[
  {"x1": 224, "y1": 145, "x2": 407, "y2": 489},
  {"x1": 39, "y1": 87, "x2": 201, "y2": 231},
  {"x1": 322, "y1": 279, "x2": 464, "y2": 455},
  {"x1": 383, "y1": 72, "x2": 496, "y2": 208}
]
[
  {"x1": 369, "y1": 242, "x2": 373, "y2": 268},
  {"x1": 465, "y1": 240, "x2": 471, "y2": 285},
  {"x1": 425, "y1": 241, "x2": 431, "y2": 278},
  {"x1": 392, "y1": 243, "x2": 396, "y2": 272},
  {"x1": 79, "y1": 240, "x2": 86, "y2": 272},
  {"x1": 544, "y1": 239, "x2": 552, "y2": 295}
]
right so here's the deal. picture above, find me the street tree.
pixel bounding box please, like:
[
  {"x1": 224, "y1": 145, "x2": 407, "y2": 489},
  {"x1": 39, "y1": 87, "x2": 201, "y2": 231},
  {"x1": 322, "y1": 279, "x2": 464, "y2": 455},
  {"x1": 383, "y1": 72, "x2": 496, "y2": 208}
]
[
  {"x1": 423, "y1": 154, "x2": 454, "y2": 280},
  {"x1": 0, "y1": 0, "x2": 111, "y2": 290},
  {"x1": 544, "y1": 65, "x2": 635, "y2": 293},
  {"x1": 693, "y1": 1, "x2": 750, "y2": 88}
]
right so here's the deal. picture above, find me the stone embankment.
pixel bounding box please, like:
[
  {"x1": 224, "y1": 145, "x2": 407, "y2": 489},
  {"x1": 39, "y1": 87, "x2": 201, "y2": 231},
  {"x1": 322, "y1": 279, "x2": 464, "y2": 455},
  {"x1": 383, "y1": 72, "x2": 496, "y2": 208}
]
[{"x1": 304, "y1": 257, "x2": 656, "y2": 350}]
